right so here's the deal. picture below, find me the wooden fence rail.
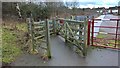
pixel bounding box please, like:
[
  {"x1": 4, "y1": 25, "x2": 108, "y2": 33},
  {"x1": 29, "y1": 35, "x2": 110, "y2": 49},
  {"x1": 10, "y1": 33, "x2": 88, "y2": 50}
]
[{"x1": 27, "y1": 17, "x2": 89, "y2": 59}]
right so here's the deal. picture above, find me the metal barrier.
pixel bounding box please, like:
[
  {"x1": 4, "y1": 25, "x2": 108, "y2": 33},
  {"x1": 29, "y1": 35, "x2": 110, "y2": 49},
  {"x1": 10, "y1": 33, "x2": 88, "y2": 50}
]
[{"x1": 89, "y1": 18, "x2": 120, "y2": 49}]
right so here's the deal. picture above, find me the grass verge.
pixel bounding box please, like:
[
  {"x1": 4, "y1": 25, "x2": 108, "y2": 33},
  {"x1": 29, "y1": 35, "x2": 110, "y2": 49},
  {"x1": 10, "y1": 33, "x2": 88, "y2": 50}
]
[{"x1": 2, "y1": 21, "x2": 28, "y2": 64}]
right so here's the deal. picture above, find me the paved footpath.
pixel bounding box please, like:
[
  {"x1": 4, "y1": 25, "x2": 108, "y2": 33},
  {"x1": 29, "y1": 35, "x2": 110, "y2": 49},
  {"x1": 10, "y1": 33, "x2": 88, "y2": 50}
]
[{"x1": 11, "y1": 36, "x2": 119, "y2": 66}]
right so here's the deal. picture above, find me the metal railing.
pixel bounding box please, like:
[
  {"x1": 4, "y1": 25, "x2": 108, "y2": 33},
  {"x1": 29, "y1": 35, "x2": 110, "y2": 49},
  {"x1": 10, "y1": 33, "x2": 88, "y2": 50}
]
[{"x1": 88, "y1": 18, "x2": 120, "y2": 49}]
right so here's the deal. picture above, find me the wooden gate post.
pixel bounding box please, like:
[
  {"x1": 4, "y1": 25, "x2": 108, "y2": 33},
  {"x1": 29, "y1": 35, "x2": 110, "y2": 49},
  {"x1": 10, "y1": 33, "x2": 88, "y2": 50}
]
[
  {"x1": 79, "y1": 24, "x2": 82, "y2": 40},
  {"x1": 82, "y1": 18, "x2": 88, "y2": 56},
  {"x1": 45, "y1": 19, "x2": 51, "y2": 58},
  {"x1": 28, "y1": 14, "x2": 38, "y2": 54},
  {"x1": 53, "y1": 17, "x2": 56, "y2": 34},
  {"x1": 28, "y1": 17, "x2": 35, "y2": 51},
  {"x1": 65, "y1": 21, "x2": 68, "y2": 42}
]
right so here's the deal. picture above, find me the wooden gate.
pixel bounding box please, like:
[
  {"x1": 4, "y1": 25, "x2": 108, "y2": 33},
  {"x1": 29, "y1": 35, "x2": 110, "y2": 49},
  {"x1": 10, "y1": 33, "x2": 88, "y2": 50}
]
[
  {"x1": 55, "y1": 18, "x2": 88, "y2": 56},
  {"x1": 28, "y1": 17, "x2": 52, "y2": 58},
  {"x1": 27, "y1": 16, "x2": 89, "y2": 58}
]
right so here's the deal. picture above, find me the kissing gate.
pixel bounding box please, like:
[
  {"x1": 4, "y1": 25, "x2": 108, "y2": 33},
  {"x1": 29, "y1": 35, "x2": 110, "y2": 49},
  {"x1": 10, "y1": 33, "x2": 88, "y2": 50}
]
[{"x1": 27, "y1": 16, "x2": 120, "y2": 59}]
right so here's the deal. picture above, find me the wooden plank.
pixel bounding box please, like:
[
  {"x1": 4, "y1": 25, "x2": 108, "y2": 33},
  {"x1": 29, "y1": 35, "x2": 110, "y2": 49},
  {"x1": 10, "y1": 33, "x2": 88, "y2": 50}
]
[
  {"x1": 37, "y1": 39, "x2": 46, "y2": 43},
  {"x1": 67, "y1": 36, "x2": 84, "y2": 43},
  {"x1": 70, "y1": 27, "x2": 84, "y2": 32},
  {"x1": 34, "y1": 24, "x2": 44, "y2": 26},
  {"x1": 40, "y1": 46, "x2": 47, "y2": 50},
  {"x1": 57, "y1": 18, "x2": 84, "y2": 23},
  {"x1": 67, "y1": 39, "x2": 83, "y2": 51},
  {"x1": 49, "y1": 28, "x2": 53, "y2": 31},
  {"x1": 34, "y1": 26, "x2": 44, "y2": 29},
  {"x1": 34, "y1": 21, "x2": 45, "y2": 24},
  {"x1": 34, "y1": 30, "x2": 45, "y2": 34},
  {"x1": 34, "y1": 35, "x2": 45, "y2": 40}
]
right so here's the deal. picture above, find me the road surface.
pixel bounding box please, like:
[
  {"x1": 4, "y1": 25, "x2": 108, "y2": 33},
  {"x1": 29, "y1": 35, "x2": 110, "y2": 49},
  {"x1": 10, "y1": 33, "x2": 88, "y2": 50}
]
[{"x1": 11, "y1": 36, "x2": 119, "y2": 66}]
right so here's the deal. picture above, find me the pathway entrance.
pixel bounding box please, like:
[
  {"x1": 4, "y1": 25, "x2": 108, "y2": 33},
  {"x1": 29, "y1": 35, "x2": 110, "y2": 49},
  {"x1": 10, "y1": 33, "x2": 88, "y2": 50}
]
[{"x1": 11, "y1": 36, "x2": 119, "y2": 66}]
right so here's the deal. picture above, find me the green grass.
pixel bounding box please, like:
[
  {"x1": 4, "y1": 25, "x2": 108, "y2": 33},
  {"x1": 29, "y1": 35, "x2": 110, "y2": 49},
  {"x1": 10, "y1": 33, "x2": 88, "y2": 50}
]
[
  {"x1": 2, "y1": 28, "x2": 22, "y2": 63},
  {"x1": 16, "y1": 23, "x2": 28, "y2": 32},
  {"x1": 2, "y1": 22, "x2": 28, "y2": 63},
  {"x1": 2, "y1": 28, "x2": 17, "y2": 44},
  {"x1": 96, "y1": 33, "x2": 120, "y2": 48},
  {"x1": 107, "y1": 40, "x2": 120, "y2": 47},
  {"x1": 117, "y1": 40, "x2": 120, "y2": 44},
  {"x1": 96, "y1": 34, "x2": 106, "y2": 38}
]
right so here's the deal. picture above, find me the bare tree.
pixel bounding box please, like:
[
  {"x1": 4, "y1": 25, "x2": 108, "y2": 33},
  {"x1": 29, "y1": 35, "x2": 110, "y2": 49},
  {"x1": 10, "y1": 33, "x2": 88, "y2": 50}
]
[
  {"x1": 65, "y1": 1, "x2": 79, "y2": 15},
  {"x1": 45, "y1": 2, "x2": 64, "y2": 17}
]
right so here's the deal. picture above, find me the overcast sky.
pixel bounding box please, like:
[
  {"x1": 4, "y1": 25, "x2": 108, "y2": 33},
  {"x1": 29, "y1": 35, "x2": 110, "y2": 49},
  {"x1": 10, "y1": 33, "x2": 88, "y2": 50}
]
[
  {"x1": 64, "y1": 0, "x2": 120, "y2": 8},
  {"x1": 24, "y1": 0, "x2": 120, "y2": 8}
]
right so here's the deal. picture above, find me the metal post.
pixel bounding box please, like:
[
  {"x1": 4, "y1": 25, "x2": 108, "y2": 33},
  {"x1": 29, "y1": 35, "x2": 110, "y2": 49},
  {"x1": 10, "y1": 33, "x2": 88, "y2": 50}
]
[
  {"x1": 91, "y1": 17, "x2": 94, "y2": 46},
  {"x1": 115, "y1": 20, "x2": 119, "y2": 47},
  {"x1": 46, "y1": 19, "x2": 51, "y2": 58},
  {"x1": 87, "y1": 20, "x2": 91, "y2": 46}
]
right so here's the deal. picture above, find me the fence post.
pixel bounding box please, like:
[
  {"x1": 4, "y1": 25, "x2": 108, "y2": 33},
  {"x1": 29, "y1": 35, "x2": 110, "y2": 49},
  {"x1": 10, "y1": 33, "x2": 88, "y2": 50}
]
[
  {"x1": 28, "y1": 18, "x2": 31, "y2": 35},
  {"x1": 28, "y1": 14, "x2": 38, "y2": 54},
  {"x1": 79, "y1": 24, "x2": 82, "y2": 40},
  {"x1": 115, "y1": 20, "x2": 119, "y2": 47},
  {"x1": 45, "y1": 19, "x2": 51, "y2": 58},
  {"x1": 82, "y1": 18, "x2": 88, "y2": 56},
  {"x1": 55, "y1": 16, "x2": 59, "y2": 35},
  {"x1": 53, "y1": 17, "x2": 56, "y2": 34},
  {"x1": 91, "y1": 16, "x2": 94, "y2": 46},
  {"x1": 31, "y1": 17, "x2": 35, "y2": 52},
  {"x1": 65, "y1": 21, "x2": 68, "y2": 42},
  {"x1": 87, "y1": 20, "x2": 91, "y2": 46}
]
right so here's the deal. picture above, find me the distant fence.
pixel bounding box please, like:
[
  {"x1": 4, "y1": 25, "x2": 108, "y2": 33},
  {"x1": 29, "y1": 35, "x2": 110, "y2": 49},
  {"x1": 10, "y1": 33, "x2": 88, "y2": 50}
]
[{"x1": 75, "y1": 14, "x2": 99, "y2": 21}]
